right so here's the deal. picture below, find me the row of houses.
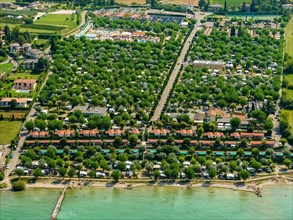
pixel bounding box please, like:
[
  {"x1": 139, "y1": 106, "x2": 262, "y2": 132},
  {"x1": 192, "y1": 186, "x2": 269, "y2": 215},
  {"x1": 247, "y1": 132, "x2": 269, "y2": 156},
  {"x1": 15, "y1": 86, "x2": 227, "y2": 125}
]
[
  {"x1": 29, "y1": 128, "x2": 141, "y2": 138},
  {"x1": 24, "y1": 138, "x2": 275, "y2": 148},
  {"x1": 149, "y1": 129, "x2": 265, "y2": 140},
  {"x1": 147, "y1": 139, "x2": 275, "y2": 147}
]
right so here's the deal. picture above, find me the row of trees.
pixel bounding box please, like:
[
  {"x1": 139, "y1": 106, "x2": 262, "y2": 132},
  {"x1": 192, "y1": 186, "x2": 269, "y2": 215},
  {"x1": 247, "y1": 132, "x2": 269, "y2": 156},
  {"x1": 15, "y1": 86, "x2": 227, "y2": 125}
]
[
  {"x1": 16, "y1": 144, "x2": 293, "y2": 183},
  {"x1": 2, "y1": 25, "x2": 34, "y2": 44}
]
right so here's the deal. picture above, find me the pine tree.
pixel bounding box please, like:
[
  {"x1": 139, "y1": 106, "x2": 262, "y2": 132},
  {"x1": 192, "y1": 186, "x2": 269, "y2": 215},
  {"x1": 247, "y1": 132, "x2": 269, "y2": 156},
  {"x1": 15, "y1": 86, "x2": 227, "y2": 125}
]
[{"x1": 224, "y1": 0, "x2": 227, "y2": 12}]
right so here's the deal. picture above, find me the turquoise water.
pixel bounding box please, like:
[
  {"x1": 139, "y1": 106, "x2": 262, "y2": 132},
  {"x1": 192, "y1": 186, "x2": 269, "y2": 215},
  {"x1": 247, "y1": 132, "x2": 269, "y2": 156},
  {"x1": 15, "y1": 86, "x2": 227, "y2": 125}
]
[
  {"x1": 58, "y1": 186, "x2": 293, "y2": 220},
  {"x1": 0, "y1": 186, "x2": 292, "y2": 220},
  {"x1": 0, "y1": 188, "x2": 60, "y2": 220}
]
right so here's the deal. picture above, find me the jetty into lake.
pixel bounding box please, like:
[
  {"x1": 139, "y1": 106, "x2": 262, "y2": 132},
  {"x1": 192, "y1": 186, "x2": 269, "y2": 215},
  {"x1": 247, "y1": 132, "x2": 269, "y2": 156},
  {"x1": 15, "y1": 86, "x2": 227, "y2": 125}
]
[{"x1": 51, "y1": 185, "x2": 67, "y2": 220}]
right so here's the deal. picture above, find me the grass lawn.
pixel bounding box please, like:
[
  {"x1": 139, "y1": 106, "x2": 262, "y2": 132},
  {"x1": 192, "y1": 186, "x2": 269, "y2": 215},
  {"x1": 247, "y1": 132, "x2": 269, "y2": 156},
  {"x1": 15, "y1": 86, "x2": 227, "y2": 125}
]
[
  {"x1": 116, "y1": 0, "x2": 146, "y2": 4},
  {"x1": 281, "y1": 110, "x2": 293, "y2": 133},
  {"x1": 285, "y1": 15, "x2": 293, "y2": 56},
  {"x1": 35, "y1": 14, "x2": 78, "y2": 34},
  {"x1": 0, "y1": 121, "x2": 22, "y2": 145},
  {"x1": 162, "y1": 0, "x2": 198, "y2": 6},
  {"x1": 284, "y1": 74, "x2": 293, "y2": 87},
  {"x1": 284, "y1": 89, "x2": 293, "y2": 100},
  {"x1": 211, "y1": 0, "x2": 250, "y2": 7},
  {"x1": 8, "y1": 72, "x2": 40, "y2": 80},
  {"x1": 0, "y1": 63, "x2": 13, "y2": 75},
  {"x1": 0, "y1": 0, "x2": 15, "y2": 2}
]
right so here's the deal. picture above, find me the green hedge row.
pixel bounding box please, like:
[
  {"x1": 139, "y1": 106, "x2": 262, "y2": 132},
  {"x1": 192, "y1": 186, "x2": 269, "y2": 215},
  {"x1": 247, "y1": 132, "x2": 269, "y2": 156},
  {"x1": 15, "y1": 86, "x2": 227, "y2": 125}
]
[{"x1": 20, "y1": 24, "x2": 65, "y2": 31}]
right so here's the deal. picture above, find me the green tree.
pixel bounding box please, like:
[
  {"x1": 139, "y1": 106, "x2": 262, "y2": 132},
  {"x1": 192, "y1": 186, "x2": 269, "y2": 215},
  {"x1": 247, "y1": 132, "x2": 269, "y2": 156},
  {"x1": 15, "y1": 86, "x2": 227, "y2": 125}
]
[
  {"x1": 239, "y1": 170, "x2": 250, "y2": 183},
  {"x1": 10, "y1": 99, "x2": 17, "y2": 110},
  {"x1": 207, "y1": 166, "x2": 217, "y2": 181},
  {"x1": 88, "y1": 170, "x2": 95, "y2": 180},
  {"x1": 128, "y1": 134, "x2": 138, "y2": 146},
  {"x1": 230, "y1": 117, "x2": 241, "y2": 130},
  {"x1": 15, "y1": 168, "x2": 24, "y2": 179},
  {"x1": 68, "y1": 167, "x2": 76, "y2": 179},
  {"x1": 117, "y1": 162, "x2": 126, "y2": 171},
  {"x1": 153, "y1": 170, "x2": 160, "y2": 181},
  {"x1": 111, "y1": 170, "x2": 121, "y2": 182},
  {"x1": 283, "y1": 158, "x2": 292, "y2": 169},
  {"x1": 58, "y1": 167, "x2": 67, "y2": 178},
  {"x1": 184, "y1": 167, "x2": 195, "y2": 179},
  {"x1": 25, "y1": 120, "x2": 34, "y2": 131},
  {"x1": 33, "y1": 168, "x2": 42, "y2": 180},
  {"x1": 12, "y1": 180, "x2": 25, "y2": 191},
  {"x1": 197, "y1": 156, "x2": 206, "y2": 166},
  {"x1": 252, "y1": 147, "x2": 259, "y2": 156}
]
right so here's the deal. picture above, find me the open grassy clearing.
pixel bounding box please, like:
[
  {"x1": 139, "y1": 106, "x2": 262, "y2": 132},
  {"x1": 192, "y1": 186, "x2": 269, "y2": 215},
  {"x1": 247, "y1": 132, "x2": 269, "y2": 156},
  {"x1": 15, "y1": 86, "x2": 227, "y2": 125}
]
[
  {"x1": 0, "y1": 0, "x2": 15, "y2": 2},
  {"x1": 8, "y1": 72, "x2": 40, "y2": 80},
  {"x1": 285, "y1": 15, "x2": 293, "y2": 56},
  {"x1": 162, "y1": 0, "x2": 199, "y2": 6},
  {"x1": 0, "y1": 120, "x2": 22, "y2": 145},
  {"x1": 281, "y1": 110, "x2": 293, "y2": 133},
  {"x1": 0, "y1": 63, "x2": 13, "y2": 75},
  {"x1": 35, "y1": 14, "x2": 78, "y2": 34},
  {"x1": 284, "y1": 89, "x2": 293, "y2": 100},
  {"x1": 211, "y1": 0, "x2": 251, "y2": 7},
  {"x1": 116, "y1": 0, "x2": 146, "y2": 5},
  {"x1": 284, "y1": 74, "x2": 293, "y2": 87}
]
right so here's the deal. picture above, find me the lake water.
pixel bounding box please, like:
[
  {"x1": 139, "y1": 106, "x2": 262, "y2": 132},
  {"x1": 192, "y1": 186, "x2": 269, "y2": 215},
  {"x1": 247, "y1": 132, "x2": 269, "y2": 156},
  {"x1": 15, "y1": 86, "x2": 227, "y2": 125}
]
[{"x1": 1, "y1": 186, "x2": 292, "y2": 220}]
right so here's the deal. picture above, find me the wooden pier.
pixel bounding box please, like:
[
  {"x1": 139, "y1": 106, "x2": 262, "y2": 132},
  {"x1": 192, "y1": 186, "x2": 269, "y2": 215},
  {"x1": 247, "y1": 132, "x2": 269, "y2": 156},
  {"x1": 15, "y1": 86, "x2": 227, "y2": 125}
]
[{"x1": 51, "y1": 185, "x2": 67, "y2": 220}]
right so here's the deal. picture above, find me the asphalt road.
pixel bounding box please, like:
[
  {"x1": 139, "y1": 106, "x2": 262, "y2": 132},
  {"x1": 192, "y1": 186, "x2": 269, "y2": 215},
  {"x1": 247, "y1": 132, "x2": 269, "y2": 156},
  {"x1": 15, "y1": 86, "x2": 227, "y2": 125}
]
[{"x1": 150, "y1": 14, "x2": 206, "y2": 122}]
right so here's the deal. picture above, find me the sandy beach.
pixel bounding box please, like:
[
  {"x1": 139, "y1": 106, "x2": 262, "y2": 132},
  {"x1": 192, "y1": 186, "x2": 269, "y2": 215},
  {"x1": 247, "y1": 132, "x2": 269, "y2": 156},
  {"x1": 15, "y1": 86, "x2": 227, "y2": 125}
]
[{"x1": 20, "y1": 176, "x2": 293, "y2": 196}]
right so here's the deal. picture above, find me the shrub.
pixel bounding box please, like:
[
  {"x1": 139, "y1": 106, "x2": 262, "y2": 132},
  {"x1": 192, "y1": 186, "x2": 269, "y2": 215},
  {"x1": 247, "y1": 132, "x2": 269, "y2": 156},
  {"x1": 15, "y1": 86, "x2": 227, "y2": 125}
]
[
  {"x1": 0, "y1": 172, "x2": 4, "y2": 181},
  {"x1": 12, "y1": 180, "x2": 26, "y2": 191}
]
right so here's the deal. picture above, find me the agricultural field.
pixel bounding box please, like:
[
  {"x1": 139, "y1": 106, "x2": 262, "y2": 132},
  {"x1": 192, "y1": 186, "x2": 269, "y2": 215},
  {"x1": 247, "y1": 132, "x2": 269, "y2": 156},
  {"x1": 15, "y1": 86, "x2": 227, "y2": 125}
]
[
  {"x1": 116, "y1": 0, "x2": 146, "y2": 5},
  {"x1": 0, "y1": 63, "x2": 13, "y2": 75},
  {"x1": 285, "y1": 15, "x2": 293, "y2": 56},
  {"x1": 211, "y1": 0, "x2": 251, "y2": 7},
  {"x1": 0, "y1": 120, "x2": 22, "y2": 145},
  {"x1": 0, "y1": 11, "x2": 79, "y2": 38},
  {"x1": 283, "y1": 89, "x2": 293, "y2": 100},
  {"x1": 284, "y1": 74, "x2": 293, "y2": 87},
  {"x1": 8, "y1": 72, "x2": 40, "y2": 80},
  {"x1": 35, "y1": 13, "x2": 78, "y2": 34},
  {"x1": 159, "y1": 0, "x2": 198, "y2": 6}
]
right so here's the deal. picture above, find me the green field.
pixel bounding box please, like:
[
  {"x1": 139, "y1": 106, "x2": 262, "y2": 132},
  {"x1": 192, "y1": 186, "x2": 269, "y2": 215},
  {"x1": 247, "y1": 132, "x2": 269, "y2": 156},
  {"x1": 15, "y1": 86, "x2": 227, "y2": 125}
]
[
  {"x1": 0, "y1": 13, "x2": 78, "y2": 37},
  {"x1": 8, "y1": 72, "x2": 40, "y2": 80},
  {"x1": 0, "y1": 121, "x2": 22, "y2": 145},
  {"x1": 211, "y1": 0, "x2": 251, "y2": 7},
  {"x1": 284, "y1": 89, "x2": 293, "y2": 100},
  {"x1": 284, "y1": 74, "x2": 293, "y2": 87},
  {"x1": 35, "y1": 14, "x2": 78, "y2": 34},
  {"x1": 281, "y1": 110, "x2": 293, "y2": 133},
  {"x1": 0, "y1": 63, "x2": 13, "y2": 75},
  {"x1": 285, "y1": 15, "x2": 293, "y2": 56}
]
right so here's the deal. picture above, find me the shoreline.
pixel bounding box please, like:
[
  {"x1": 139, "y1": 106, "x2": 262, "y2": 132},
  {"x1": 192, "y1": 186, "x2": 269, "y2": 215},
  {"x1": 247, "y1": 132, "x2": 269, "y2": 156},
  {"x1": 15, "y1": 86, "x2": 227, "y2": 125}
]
[{"x1": 3, "y1": 176, "x2": 290, "y2": 195}]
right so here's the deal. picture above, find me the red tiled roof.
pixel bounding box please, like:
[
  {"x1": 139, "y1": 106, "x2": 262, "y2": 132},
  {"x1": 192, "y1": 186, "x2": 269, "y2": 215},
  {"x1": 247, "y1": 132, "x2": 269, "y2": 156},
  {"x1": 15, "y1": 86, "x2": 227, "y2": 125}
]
[
  {"x1": 130, "y1": 129, "x2": 140, "y2": 134},
  {"x1": 214, "y1": 132, "x2": 224, "y2": 137}
]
